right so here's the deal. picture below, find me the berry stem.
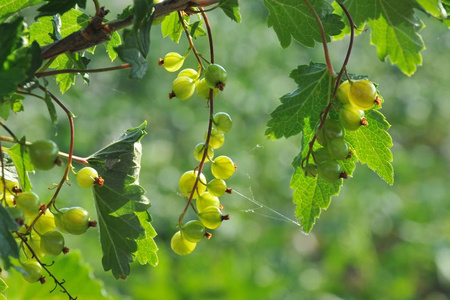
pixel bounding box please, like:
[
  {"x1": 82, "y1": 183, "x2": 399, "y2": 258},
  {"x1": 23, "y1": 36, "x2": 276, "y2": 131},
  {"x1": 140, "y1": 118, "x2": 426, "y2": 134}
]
[
  {"x1": 302, "y1": 0, "x2": 334, "y2": 75},
  {"x1": 178, "y1": 10, "x2": 216, "y2": 226},
  {"x1": 178, "y1": 11, "x2": 204, "y2": 69},
  {"x1": 24, "y1": 86, "x2": 76, "y2": 234},
  {"x1": 35, "y1": 63, "x2": 132, "y2": 78}
]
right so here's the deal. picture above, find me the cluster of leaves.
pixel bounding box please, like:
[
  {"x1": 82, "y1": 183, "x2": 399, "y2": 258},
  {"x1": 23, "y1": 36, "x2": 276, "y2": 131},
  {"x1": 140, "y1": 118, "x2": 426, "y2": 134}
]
[{"x1": 263, "y1": 0, "x2": 449, "y2": 232}]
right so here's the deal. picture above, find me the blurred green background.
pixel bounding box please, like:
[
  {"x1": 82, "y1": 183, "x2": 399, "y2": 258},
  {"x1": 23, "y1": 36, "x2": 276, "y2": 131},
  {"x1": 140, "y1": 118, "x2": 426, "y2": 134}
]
[{"x1": 4, "y1": 1, "x2": 450, "y2": 299}]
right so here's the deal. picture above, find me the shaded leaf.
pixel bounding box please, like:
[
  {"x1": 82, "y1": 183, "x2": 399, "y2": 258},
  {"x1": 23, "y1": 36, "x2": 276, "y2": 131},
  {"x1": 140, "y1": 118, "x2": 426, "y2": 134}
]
[
  {"x1": 0, "y1": 205, "x2": 19, "y2": 268},
  {"x1": 219, "y1": 0, "x2": 241, "y2": 23},
  {"x1": 115, "y1": 30, "x2": 149, "y2": 79},
  {"x1": 37, "y1": 0, "x2": 86, "y2": 17},
  {"x1": 0, "y1": 0, "x2": 44, "y2": 21},
  {"x1": 4, "y1": 140, "x2": 33, "y2": 192}
]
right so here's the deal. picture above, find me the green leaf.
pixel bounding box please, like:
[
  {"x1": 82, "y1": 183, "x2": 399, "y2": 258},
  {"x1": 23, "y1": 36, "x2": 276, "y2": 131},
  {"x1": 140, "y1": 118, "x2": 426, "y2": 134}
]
[
  {"x1": 132, "y1": 0, "x2": 153, "y2": 58},
  {"x1": 263, "y1": 0, "x2": 344, "y2": 48},
  {"x1": 43, "y1": 89, "x2": 58, "y2": 125},
  {"x1": 88, "y1": 122, "x2": 155, "y2": 278},
  {"x1": 4, "y1": 140, "x2": 33, "y2": 192},
  {"x1": 135, "y1": 211, "x2": 159, "y2": 266},
  {"x1": 0, "y1": 18, "x2": 23, "y2": 65},
  {"x1": 0, "y1": 94, "x2": 24, "y2": 120},
  {"x1": 37, "y1": 0, "x2": 86, "y2": 17},
  {"x1": 105, "y1": 31, "x2": 121, "y2": 61},
  {"x1": 115, "y1": 29, "x2": 149, "y2": 79},
  {"x1": 161, "y1": 11, "x2": 184, "y2": 43},
  {"x1": 416, "y1": 0, "x2": 448, "y2": 19},
  {"x1": 266, "y1": 63, "x2": 331, "y2": 139},
  {"x1": 0, "y1": 278, "x2": 7, "y2": 293},
  {"x1": 4, "y1": 251, "x2": 112, "y2": 299},
  {"x1": 219, "y1": 0, "x2": 242, "y2": 23},
  {"x1": 341, "y1": 0, "x2": 425, "y2": 76},
  {"x1": 188, "y1": 21, "x2": 206, "y2": 39},
  {"x1": 0, "y1": 205, "x2": 19, "y2": 268},
  {"x1": 345, "y1": 109, "x2": 394, "y2": 185},
  {"x1": 0, "y1": 0, "x2": 44, "y2": 21}
]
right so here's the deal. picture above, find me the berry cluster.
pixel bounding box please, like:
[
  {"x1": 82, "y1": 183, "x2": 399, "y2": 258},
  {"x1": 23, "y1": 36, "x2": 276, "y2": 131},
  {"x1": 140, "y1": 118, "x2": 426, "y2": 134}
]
[
  {"x1": 307, "y1": 79, "x2": 380, "y2": 182},
  {"x1": 2, "y1": 140, "x2": 102, "y2": 284},
  {"x1": 159, "y1": 50, "x2": 235, "y2": 255}
]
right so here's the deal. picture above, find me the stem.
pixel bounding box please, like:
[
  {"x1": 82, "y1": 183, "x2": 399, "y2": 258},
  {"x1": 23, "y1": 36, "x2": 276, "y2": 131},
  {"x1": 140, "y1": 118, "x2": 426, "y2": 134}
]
[
  {"x1": 25, "y1": 86, "x2": 75, "y2": 233},
  {"x1": 93, "y1": 0, "x2": 100, "y2": 15},
  {"x1": 0, "y1": 121, "x2": 21, "y2": 143},
  {"x1": 35, "y1": 64, "x2": 132, "y2": 78},
  {"x1": 302, "y1": 0, "x2": 334, "y2": 75},
  {"x1": 15, "y1": 233, "x2": 77, "y2": 299},
  {"x1": 178, "y1": 10, "x2": 215, "y2": 226},
  {"x1": 178, "y1": 11, "x2": 204, "y2": 69}
]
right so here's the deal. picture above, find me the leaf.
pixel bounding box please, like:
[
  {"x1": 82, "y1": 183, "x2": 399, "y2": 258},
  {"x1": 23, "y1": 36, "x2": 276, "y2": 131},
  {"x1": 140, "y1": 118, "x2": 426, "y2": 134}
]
[
  {"x1": 266, "y1": 63, "x2": 331, "y2": 139},
  {"x1": 263, "y1": 0, "x2": 344, "y2": 48},
  {"x1": 219, "y1": 0, "x2": 242, "y2": 23},
  {"x1": 161, "y1": 11, "x2": 184, "y2": 43},
  {"x1": 0, "y1": 94, "x2": 24, "y2": 121},
  {"x1": 0, "y1": 18, "x2": 23, "y2": 66},
  {"x1": 88, "y1": 122, "x2": 155, "y2": 278},
  {"x1": 341, "y1": 0, "x2": 425, "y2": 76},
  {"x1": 133, "y1": 0, "x2": 153, "y2": 58},
  {"x1": 135, "y1": 211, "x2": 159, "y2": 266},
  {"x1": 0, "y1": 205, "x2": 19, "y2": 268},
  {"x1": 105, "y1": 31, "x2": 121, "y2": 61},
  {"x1": 188, "y1": 21, "x2": 206, "y2": 39},
  {"x1": 37, "y1": 0, "x2": 86, "y2": 17},
  {"x1": 4, "y1": 140, "x2": 33, "y2": 192},
  {"x1": 345, "y1": 109, "x2": 394, "y2": 185},
  {"x1": 43, "y1": 89, "x2": 58, "y2": 125},
  {"x1": 0, "y1": 0, "x2": 44, "y2": 21},
  {"x1": 115, "y1": 29, "x2": 149, "y2": 79},
  {"x1": 3, "y1": 251, "x2": 112, "y2": 299}
]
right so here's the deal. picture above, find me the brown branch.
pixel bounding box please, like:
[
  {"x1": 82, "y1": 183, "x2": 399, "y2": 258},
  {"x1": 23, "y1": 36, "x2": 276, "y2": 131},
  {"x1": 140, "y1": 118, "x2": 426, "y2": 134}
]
[{"x1": 40, "y1": 0, "x2": 219, "y2": 61}]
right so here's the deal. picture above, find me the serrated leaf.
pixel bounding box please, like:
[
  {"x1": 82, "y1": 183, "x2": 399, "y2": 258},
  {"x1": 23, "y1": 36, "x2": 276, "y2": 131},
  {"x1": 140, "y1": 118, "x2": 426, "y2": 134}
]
[
  {"x1": 345, "y1": 109, "x2": 394, "y2": 185},
  {"x1": 0, "y1": 94, "x2": 24, "y2": 120},
  {"x1": 266, "y1": 63, "x2": 331, "y2": 139},
  {"x1": 115, "y1": 29, "x2": 149, "y2": 79},
  {"x1": 0, "y1": 0, "x2": 44, "y2": 21},
  {"x1": 341, "y1": 0, "x2": 425, "y2": 76},
  {"x1": 219, "y1": 0, "x2": 241, "y2": 23},
  {"x1": 0, "y1": 204, "x2": 19, "y2": 268},
  {"x1": 161, "y1": 11, "x2": 184, "y2": 43},
  {"x1": 4, "y1": 251, "x2": 111, "y2": 299},
  {"x1": 263, "y1": 0, "x2": 344, "y2": 48},
  {"x1": 133, "y1": 0, "x2": 153, "y2": 58},
  {"x1": 188, "y1": 21, "x2": 206, "y2": 39},
  {"x1": 4, "y1": 141, "x2": 33, "y2": 192},
  {"x1": 88, "y1": 122, "x2": 154, "y2": 278},
  {"x1": 37, "y1": 0, "x2": 86, "y2": 17},
  {"x1": 0, "y1": 18, "x2": 23, "y2": 65},
  {"x1": 135, "y1": 211, "x2": 159, "y2": 266}
]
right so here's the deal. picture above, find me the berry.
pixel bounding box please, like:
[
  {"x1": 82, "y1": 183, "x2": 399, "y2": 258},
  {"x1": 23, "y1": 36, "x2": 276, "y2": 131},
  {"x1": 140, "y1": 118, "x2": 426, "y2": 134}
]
[
  {"x1": 34, "y1": 210, "x2": 56, "y2": 234},
  {"x1": 196, "y1": 192, "x2": 220, "y2": 213},
  {"x1": 198, "y1": 206, "x2": 226, "y2": 229},
  {"x1": 40, "y1": 230, "x2": 65, "y2": 256},
  {"x1": 317, "y1": 161, "x2": 343, "y2": 183},
  {"x1": 204, "y1": 64, "x2": 227, "y2": 90},
  {"x1": 213, "y1": 112, "x2": 232, "y2": 133},
  {"x1": 16, "y1": 192, "x2": 40, "y2": 218},
  {"x1": 327, "y1": 139, "x2": 349, "y2": 160},
  {"x1": 322, "y1": 119, "x2": 344, "y2": 140},
  {"x1": 196, "y1": 78, "x2": 219, "y2": 99},
  {"x1": 211, "y1": 156, "x2": 235, "y2": 180},
  {"x1": 349, "y1": 79, "x2": 377, "y2": 110},
  {"x1": 23, "y1": 234, "x2": 45, "y2": 259},
  {"x1": 55, "y1": 207, "x2": 90, "y2": 235},
  {"x1": 304, "y1": 164, "x2": 318, "y2": 177},
  {"x1": 193, "y1": 143, "x2": 214, "y2": 163},
  {"x1": 181, "y1": 220, "x2": 206, "y2": 243},
  {"x1": 313, "y1": 148, "x2": 332, "y2": 166},
  {"x1": 29, "y1": 140, "x2": 59, "y2": 171},
  {"x1": 171, "y1": 231, "x2": 196, "y2": 255},
  {"x1": 21, "y1": 260, "x2": 43, "y2": 283},
  {"x1": 339, "y1": 104, "x2": 365, "y2": 131},
  {"x1": 76, "y1": 167, "x2": 99, "y2": 188},
  {"x1": 206, "y1": 128, "x2": 225, "y2": 149},
  {"x1": 161, "y1": 52, "x2": 184, "y2": 72},
  {"x1": 171, "y1": 76, "x2": 196, "y2": 100},
  {"x1": 177, "y1": 68, "x2": 198, "y2": 80},
  {"x1": 336, "y1": 80, "x2": 350, "y2": 104},
  {"x1": 178, "y1": 170, "x2": 207, "y2": 199},
  {"x1": 206, "y1": 178, "x2": 227, "y2": 197}
]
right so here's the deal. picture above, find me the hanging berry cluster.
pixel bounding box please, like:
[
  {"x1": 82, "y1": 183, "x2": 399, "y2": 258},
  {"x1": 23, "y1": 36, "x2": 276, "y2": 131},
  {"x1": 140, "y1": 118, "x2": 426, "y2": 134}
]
[{"x1": 158, "y1": 11, "x2": 236, "y2": 256}]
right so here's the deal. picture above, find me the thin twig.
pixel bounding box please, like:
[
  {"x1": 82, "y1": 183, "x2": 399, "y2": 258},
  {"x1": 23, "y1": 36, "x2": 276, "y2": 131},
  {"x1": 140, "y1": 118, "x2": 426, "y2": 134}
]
[
  {"x1": 36, "y1": 63, "x2": 131, "y2": 78},
  {"x1": 177, "y1": 11, "x2": 204, "y2": 69}
]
